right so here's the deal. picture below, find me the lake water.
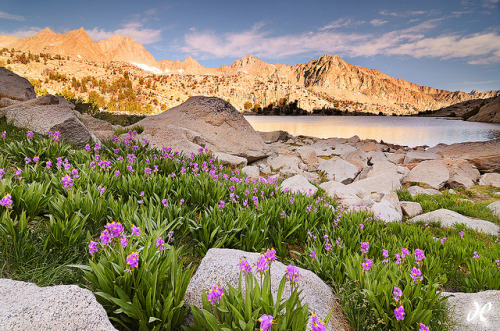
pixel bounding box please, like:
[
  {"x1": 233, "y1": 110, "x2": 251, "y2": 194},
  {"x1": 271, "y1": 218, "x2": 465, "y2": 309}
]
[{"x1": 244, "y1": 116, "x2": 500, "y2": 148}]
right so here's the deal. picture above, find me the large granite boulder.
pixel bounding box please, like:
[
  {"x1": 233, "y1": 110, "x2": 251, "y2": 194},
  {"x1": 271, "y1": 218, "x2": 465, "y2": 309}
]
[
  {"x1": 487, "y1": 201, "x2": 500, "y2": 218},
  {"x1": 479, "y1": 173, "x2": 500, "y2": 187},
  {"x1": 407, "y1": 186, "x2": 442, "y2": 197},
  {"x1": 403, "y1": 160, "x2": 450, "y2": 189},
  {"x1": 0, "y1": 67, "x2": 36, "y2": 103},
  {"x1": 403, "y1": 151, "x2": 441, "y2": 164},
  {"x1": 318, "y1": 158, "x2": 359, "y2": 184},
  {"x1": 213, "y1": 152, "x2": 247, "y2": 167},
  {"x1": 371, "y1": 198, "x2": 402, "y2": 223},
  {"x1": 408, "y1": 209, "x2": 499, "y2": 235},
  {"x1": 429, "y1": 140, "x2": 500, "y2": 173},
  {"x1": 281, "y1": 174, "x2": 318, "y2": 196},
  {"x1": 0, "y1": 278, "x2": 116, "y2": 330},
  {"x1": 400, "y1": 201, "x2": 423, "y2": 217},
  {"x1": 135, "y1": 97, "x2": 270, "y2": 161},
  {"x1": 76, "y1": 113, "x2": 115, "y2": 141},
  {"x1": 443, "y1": 290, "x2": 499, "y2": 331},
  {"x1": 138, "y1": 123, "x2": 205, "y2": 155},
  {"x1": 1, "y1": 94, "x2": 92, "y2": 146},
  {"x1": 184, "y1": 248, "x2": 346, "y2": 331},
  {"x1": 258, "y1": 130, "x2": 291, "y2": 143}
]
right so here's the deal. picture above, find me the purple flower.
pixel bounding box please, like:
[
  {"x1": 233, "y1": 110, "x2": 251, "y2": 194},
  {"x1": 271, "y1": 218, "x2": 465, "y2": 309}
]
[
  {"x1": 360, "y1": 223, "x2": 364, "y2": 231},
  {"x1": 256, "y1": 255, "x2": 269, "y2": 274},
  {"x1": 286, "y1": 265, "x2": 300, "y2": 285},
  {"x1": 1, "y1": 131, "x2": 5, "y2": 138},
  {"x1": 105, "y1": 222, "x2": 124, "y2": 238},
  {"x1": 0, "y1": 194, "x2": 14, "y2": 209},
  {"x1": 325, "y1": 242, "x2": 332, "y2": 252},
  {"x1": 144, "y1": 168, "x2": 152, "y2": 175},
  {"x1": 410, "y1": 267, "x2": 423, "y2": 282},
  {"x1": 207, "y1": 285, "x2": 224, "y2": 305},
  {"x1": 264, "y1": 248, "x2": 276, "y2": 263},
  {"x1": 156, "y1": 237, "x2": 165, "y2": 251},
  {"x1": 126, "y1": 252, "x2": 139, "y2": 268},
  {"x1": 218, "y1": 200, "x2": 225, "y2": 210},
  {"x1": 46, "y1": 161, "x2": 52, "y2": 169},
  {"x1": 473, "y1": 251, "x2": 479, "y2": 259},
  {"x1": 414, "y1": 249, "x2": 425, "y2": 264},
  {"x1": 238, "y1": 258, "x2": 252, "y2": 274},
  {"x1": 179, "y1": 199, "x2": 185, "y2": 205},
  {"x1": 131, "y1": 225, "x2": 141, "y2": 236},
  {"x1": 120, "y1": 236, "x2": 129, "y2": 248},
  {"x1": 460, "y1": 230, "x2": 465, "y2": 239},
  {"x1": 361, "y1": 242, "x2": 369, "y2": 254},
  {"x1": 71, "y1": 169, "x2": 79, "y2": 178},
  {"x1": 311, "y1": 314, "x2": 326, "y2": 331},
  {"x1": 114, "y1": 170, "x2": 120, "y2": 176},
  {"x1": 85, "y1": 144, "x2": 91, "y2": 152},
  {"x1": 168, "y1": 230, "x2": 174, "y2": 242},
  {"x1": 258, "y1": 314, "x2": 274, "y2": 331},
  {"x1": 393, "y1": 286, "x2": 403, "y2": 301},
  {"x1": 97, "y1": 186, "x2": 105, "y2": 195},
  {"x1": 419, "y1": 323, "x2": 430, "y2": 331},
  {"x1": 24, "y1": 157, "x2": 31, "y2": 164},
  {"x1": 27, "y1": 131, "x2": 34, "y2": 138},
  {"x1": 100, "y1": 230, "x2": 111, "y2": 245},
  {"x1": 88, "y1": 241, "x2": 98, "y2": 256},
  {"x1": 382, "y1": 249, "x2": 389, "y2": 258},
  {"x1": 15, "y1": 169, "x2": 23, "y2": 176},
  {"x1": 0, "y1": 168, "x2": 4, "y2": 179},
  {"x1": 441, "y1": 237, "x2": 447, "y2": 245},
  {"x1": 161, "y1": 199, "x2": 168, "y2": 207},
  {"x1": 362, "y1": 258, "x2": 373, "y2": 271},
  {"x1": 394, "y1": 306, "x2": 405, "y2": 320},
  {"x1": 401, "y1": 248, "x2": 409, "y2": 259},
  {"x1": 61, "y1": 175, "x2": 73, "y2": 189},
  {"x1": 310, "y1": 250, "x2": 316, "y2": 260}
]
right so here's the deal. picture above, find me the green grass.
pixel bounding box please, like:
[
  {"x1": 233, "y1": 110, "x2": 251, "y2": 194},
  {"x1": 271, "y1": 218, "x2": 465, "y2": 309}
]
[{"x1": 114, "y1": 125, "x2": 144, "y2": 136}]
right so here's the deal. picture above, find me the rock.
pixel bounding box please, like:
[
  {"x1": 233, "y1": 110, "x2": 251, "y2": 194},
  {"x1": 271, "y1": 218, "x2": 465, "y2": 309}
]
[
  {"x1": 0, "y1": 279, "x2": 116, "y2": 331},
  {"x1": 350, "y1": 171, "x2": 402, "y2": 194},
  {"x1": 447, "y1": 174, "x2": 474, "y2": 189},
  {"x1": 346, "y1": 135, "x2": 360, "y2": 144},
  {"x1": 213, "y1": 152, "x2": 247, "y2": 167},
  {"x1": 280, "y1": 175, "x2": 318, "y2": 196},
  {"x1": 433, "y1": 140, "x2": 500, "y2": 173},
  {"x1": 443, "y1": 290, "x2": 499, "y2": 331},
  {"x1": 241, "y1": 165, "x2": 260, "y2": 178},
  {"x1": 298, "y1": 147, "x2": 318, "y2": 165},
  {"x1": 319, "y1": 180, "x2": 365, "y2": 200},
  {"x1": 135, "y1": 97, "x2": 270, "y2": 162},
  {"x1": 487, "y1": 201, "x2": 500, "y2": 217},
  {"x1": 185, "y1": 248, "x2": 345, "y2": 331},
  {"x1": 371, "y1": 198, "x2": 402, "y2": 222},
  {"x1": 403, "y1": 151, "x2": 441, "y2": 164},
  {"x1": 266, "y1": 155, "x2": 301, "y2": 176},
  {"x1": 403, "y1": 160, "x2": 450, "y2": 189},
  {"x1": 332, "y1": 144, "x2": 356, "y2": 155},
  {"x1": 0, "y1": 67, "x2": 36, "y2": 102},
  {"x1": 258, "y1": 130, "x2": 291, "y2": 143},
  {"x1": 400, "y1": 201, "x2": 423, "y2": 217},
  {"x1": 452, "y1": 162, "x2": 481, "y2": 182},
  {"x1": 479, "y1": 173, "x2": 500, "y2": 187},
  {"x1": 407, "y1": 186, "x2": 442, "y2": 197},
  {"x1": 369, "y1": 151, "x2": 388, "y2": 163},
  {"x1": 76, "y1": 113, "x2": 115, "y2": 141},
  {"x1": 318, "y1": 158, "x2": 359, "y2": 184},
  {"x1": 138, "y1": 124, "x2": 205, "y2": 155},
  {"x1": 0, "y1": 97, "x2": 21, "y2": 108},
  {"x1": 342, "y1": 149, "x2": 367, "y2": 170},
  {"x1": 385, "y1": 152, "x2": 405, "y2": 164},
  {"x1": 408, "y1": 209, "x2": 499, "y2": 235},
  {"x1": 3, "y1": 95, "x2": 92, "y2": 146}
]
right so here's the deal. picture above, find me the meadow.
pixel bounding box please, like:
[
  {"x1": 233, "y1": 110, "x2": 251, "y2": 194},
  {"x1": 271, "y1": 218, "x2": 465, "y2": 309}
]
[{"x1": 0, "y1": 117, "x2": 498, "y2": 331}]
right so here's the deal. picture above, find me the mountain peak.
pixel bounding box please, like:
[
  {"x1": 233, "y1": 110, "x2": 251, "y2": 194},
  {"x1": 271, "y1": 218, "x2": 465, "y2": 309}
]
[{"x1": 33, "y1": 27, "x2": 56, "y2": 38}]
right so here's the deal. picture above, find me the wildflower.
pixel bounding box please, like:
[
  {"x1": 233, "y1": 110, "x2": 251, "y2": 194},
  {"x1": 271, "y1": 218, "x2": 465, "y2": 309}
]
[
  {"x1": 290, "y1": 197, "x2": 294, "y2": 204},
  {"x1": 114, "y1": 170, "x2": 120, "y2": 176},
  {"x1": 105, "y1": 222, "x2": 124, "y2": 238},
  {"x1": 15, "y1": 169, "x2": 23, "y2": 176},
  {"x1": 131, "y1": 225, "x2": 141, "y2": 236},
  {"x1": 258, "y1": 314, "x2": 274, "y2": 331},
  {"x1": 401, "y1": 248, "x2": 409, "y2": 259},
  {"x1": 144, "y1": 168, "x2": 151, "y2": 175},
  {"x1": 218, "y1": 200, "x2": 225, "y2": 210},
  {"x1": 61, "y1": 175, "x2": 73, "y2": 189},
  {"x1": 419, "y1": 323, "x2": 430, "y2": 331},
  {"x1": 126, "y1": 252, "x2": 139, "y2": 268},
  {"x1": 27, "y1": 131, "x2": 34, "y2": 138},
  {"x1": 311, "y1": 313, "x2": 326, "y2": 331},
  {"x1": 362, "y1": 258, "x2": 373, "y2": 271},
  {"x1": 100, "y1": 230, "x2": 111, "y2": 245},
  {"x1": 414, "y1": 249, "x2": 425, "y2": 265},
  {"x1": 238, "y1": 258, "x2": 252, "y2": 274},
  {"x1": 395, "y1": 253, "x2": 402, "y2": 265},
  {"x1": 324, "y1": 234, "x2": 328, "y2": 240},
  {"x1": 207, "y1": 285, "x2": 224, "y2": 305},
  {"x1": 71, "y1": 169, "x2": 79, "y2": 178},
  {"x1": 127, "y1": 165, "x2": 134, "y2": 172},
  {"x1": 156, "y1": 237, "x2": 165, "y2": 251},
  {"x1": 88, "y1": 241, "x2": 98, "y2": 256},
  {"x1": 393, "y1": 286, "x2": 403, "y2": 301},
  {"x1": 180, "y1": 199, "x2": 185, "y2": 205},
  {"x1": 473, "y1": 251, "x2": 479, "y2": 259},
  {"x1": 94, "y1": 143, "x2": 100, "y2": 152},
  {"x1": 168, "y1": 230, "x2": 174, "y2": 242},
  {"x1": 496, "y1": 260, "x2": 499, "y2": 264},
  {"x1": 0, "y1": 194, "x2": 13, "y2": 209},
  {"x1": 310, "y1": 250, "x2": 316, "y2": 259},
  {"x1": 394, "y1": 306, "x2": 405, "y2": 320},
  {"x1": 53, "y1": 132, "x2": 60, "y2": 142},
  {"x1": 382, "y1": 249, "x2": 389, "y2": 259},
  {"x1": 460, "y1": 230, "x2": 465, "y2": 240},
  {"x1": 361, "y1": 242, "x2": 369, "y2": 254},
  {"x1": 0, "y1": 168, "x2": 4, "y2": 179},
  {"x1": 120, "y1": 235, "x2": 129, "y2": 248},
  {"x1": 256, "y1": 255, "x2": 269, "y2": 274},
  {"x1": 280, "y1": 210, "x2": 286, "y2": 218},
  {"x1": 360, "y1": 223, "x2": 364, "y2": 231},
  {"x1": 336, "y1": 237, "x2": 343, "y2": 248},
  {"x1": 97, "y1": 186, "x2": 105, "y2": 195},
  {"x1": 264, "y1": 248, "x2": 276, "y2": 263},
  {"x1": 46, "y1": 161, "x2": 52, "y2": 169},
  {"x1": 0, "y1": 131, "x2": 5, "y2": 138},
  {"x1": 441, "y1": 237, "x2": 447, "y2": 245},
  {"x1": 286, "y1": 265, "x2": 300, "y2": 285},
  {"x1": 325, "y1": 242, "x2": 332, "y2": 252},
  {"x1": 139, "y1": 191, "x2": 144, "y2": 197},
  {"x1": 85, "y1": 144, "x2": 91, "y2": 152},
  {"x1": 24, "y1": 157, "x2": 31, "y2": 164},
  {"x1": 410, "y1": 267, "x2": 423, "y2": 282}
]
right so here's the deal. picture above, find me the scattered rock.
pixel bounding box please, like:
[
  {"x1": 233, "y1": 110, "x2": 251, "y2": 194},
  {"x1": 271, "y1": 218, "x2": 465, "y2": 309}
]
[
  {"x1": 76, "y1": 113, "x2": 115, "y2": 141},
  {"x1": 350, "y1": 172, "x2": 402, "y2": 194},
  {"x1": 407, "y1": 186, "x2": 442, "y2": 197},
  {"x1": 280, "y1": 175, "x2": 318, "y2": 196},
  {"x1": 487, "y1": 201, "x2": 500, "y2": 218},
  {"x1": 0, "y1": 97, "x2": 21, "y2": 108},
  {"x1": 0, "y1": 279, "x2": 116, "y2": 331},
  {"x1": 385, "y1": 152, "x2": 405, "y2": 164},
  {"x1": 138, "y1": 124, "x2": 205, "y2": 155},
  {"x1": 408, "y1": 209, "x2": 499, "y2": 235},
  {"x1": 213, "y1": 152, "x2": 248, "y2": 167},
  {"x1": 266, "y1": 155, "x2": 301, "y2": 175},
  {"x1": 371, "y1": 198, "x2": 402, "y2": 223},
  {"x1": 403, "y1": 151, "x2": 441, "y2": 164},
  {"x1": 319, "y1": 180, "x2": 364, "y2": 201},
  {"x1": 479, "y1": 173, "x2": 500, "y2": 187},
  {"x1": 318, "y1": 158, "x2": 359, "y2": 184},
  {"x1": 369, "y1": 151, "x2": 388, "y2": 163},
  {"x1": 184, "y1": 248, "x2": 345, "y2": 331},
  {"x1": 135, "y1": 97, "x2": 270, "y2": 161},
  {"x1": 298, "y1": 147, "x2": 318, "y2": 165},
  {"x1": 403, "y1": 160, "x2": 450, "y2": 189},
  {"x1": 400, "y1": 201, "x2": 423, "y2": 217},
  {"x1": 332, "y1": 144, "x2": 356, "y2": 156},
  {"x1": 0, "y1": 67, "x2": 36, "y2": 102},
  {"x1": 259, "y1": 130, "x2": 291, "y2": 143},
  {"x1": 241, "y1": 165, "x2": 260, "y2": 178},
  {"x1": 443, "y1": 290, "x2": 499, "y2": 331},
  {"x1": 447, "y1": 174, "x2": 475, "y2": 190},
  {"x1": 346, "y1": 135, "x2": 360, "y2": 144},
  {"x1": 342, "y1": 149, "x2": 367, "y2": 170}
]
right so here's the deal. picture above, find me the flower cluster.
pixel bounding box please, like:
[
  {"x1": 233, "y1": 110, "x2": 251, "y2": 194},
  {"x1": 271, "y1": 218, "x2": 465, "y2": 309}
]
[
  {"x1": 206, "y1": 285, "x2": 224, "y2": 305},
  {"x1": 0, "y1": 194, "x2": 13, "y2": 209},
  {"x1": 410, "y1": 267, "x2": 423, "y2": 282},
  {"x1": 393, "y1": 286, "x2": 403, "y2": 302},
  {"x1": 286, "y1": 264, "x2": 299, "y2": 286},
  {"x1": 258, "y1": 314, "x2": 274, "y2": 331},
  {"x1": 311, "y1": 313, "x2": 326, "y2": 331},
  {"x1": 238, "y1": 258, "x2": 252, "y2": 274},
  {"x1": 362, "y1": 258, "x2": 373, "y2": 271},
  {"x1": 256, "y1": 255, "x2": 269, "y2": 274},
  {"x1": 361, "y1": 242, "x2": 369, "y2": 254},
  {"x1": 126, "y1": 252, "x2": 139, "y2": 268},
  {"x1": 394, "y1": 306, "x2": 405, "y2": 320}
]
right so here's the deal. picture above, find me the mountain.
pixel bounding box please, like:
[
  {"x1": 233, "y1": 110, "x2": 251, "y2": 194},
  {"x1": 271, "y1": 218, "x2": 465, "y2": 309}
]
[{"x1": 1, "y1": 27, "x2": 498, "y2": 115}]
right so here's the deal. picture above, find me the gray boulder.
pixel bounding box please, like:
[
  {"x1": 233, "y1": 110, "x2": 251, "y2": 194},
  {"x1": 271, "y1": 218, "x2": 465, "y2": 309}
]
[
  {"x1": 487, "y1": 201, "x2": 500, "y2": 218},
  {"x1": 342, "y1": 149, "x2": 367, "y2": 170},
  {"x1": 369, "y1": 151, "x2": 388, "y2": 163},
  {"x1": 400, "y1": 201, "x2": 423, "y2": 217},
  {"x1": 76, "y1": 113, "x2": 115, "y2": 141},
  {"x1": 385, "y1": 152, "x2": 405, "y2": 164},
  {"x1": 184, "y1": 248, "x2": 345, "y2": 331},
  {"x1": 447, "y1": 175, "x2": 474, "y2": 190},
  {"x1": 241, "y1": 165, "x2": 260, "y2": 178},
  {"x1": 0, "y1": 278, "x2": 116, "y2": 331},
  {"x1": 2, "y1": 95, "x2": 92, "y2": 146},
  {"x1": 0, "y1": 67, "x2": 36, "y2": 102},
  {"x1": 258, "y1": 130, "x2": 291, "y2": 143},
  {"x1": 349, "y1": 172, "x2": 402, "y2": 194},
  {"x1": 443, "y1": 290, "x2": 499, "y2": 331},
  {"x1": 135, "y1": 97, "x2": 270, "y2": 161},
  {"x1": 403, "y1": 160, "x2": 450, "y2": 189},
  {"x1": 371, "y1": 197, "x2": 402, "y2": 223},
  {"x1": 0, "y1": 97, "x2": 21, "y2": 108},
  {"x1": 281, "y1": 175, "x2": 318, "y2": 196},
  {"x1": 298, "y1": 147, "x2": 318, "y2": 165},
  {"x1": 318, "y1": 158, "x2": 359, "y2": 184},
  {"x1": 403, "y1": 151, "x2": 441, "y2": 164},
  {"x1": 136, "y1": 123, "x2": 205, "y2": 155},
  {"x1": 213, "y1": 152, "x2": 247, "y2": 167},
  {"x1": 408, "y1": 209, "x2": 499, "y2": 235},
  {"x1": 332, "y1": 144, "x2": 356, "y2": 155},
  {"x1": 407, "y1": 186, "x2": 442, "y2": 197},
  {"x1": 479, "y1": 173, "x2": 500, "y2": 187}
]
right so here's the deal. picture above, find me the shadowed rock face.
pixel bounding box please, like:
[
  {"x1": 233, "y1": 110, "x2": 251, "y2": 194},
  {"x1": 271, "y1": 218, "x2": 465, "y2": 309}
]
[
  {"x1": 0, "y1": 67, "x2": 36, "y2": 102},
  {"x1": 136, "y1": 96, "x2": 270, "y2": 161}
]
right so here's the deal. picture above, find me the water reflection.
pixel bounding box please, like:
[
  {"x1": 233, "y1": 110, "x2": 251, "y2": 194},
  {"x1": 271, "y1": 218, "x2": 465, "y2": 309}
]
[{"x1": 244, "y1": 116, "x2": 500, "y2": 147}]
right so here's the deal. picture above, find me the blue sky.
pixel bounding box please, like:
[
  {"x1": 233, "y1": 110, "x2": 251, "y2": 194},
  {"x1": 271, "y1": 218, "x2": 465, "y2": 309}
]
[{"x1": 1, "y1": 0, "x2": 499, "y2": 92}]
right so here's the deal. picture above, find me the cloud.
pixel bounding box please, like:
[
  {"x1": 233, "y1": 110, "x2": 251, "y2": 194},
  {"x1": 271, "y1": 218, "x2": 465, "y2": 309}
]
[
  {"x1": 379, "y1": 10, "x2": 428, "y2": 17},
  {"x1": 0, "y1": 10, "x2": 25, "y2": 21},
  {"x1": 482, "y1": 0, "x2": 499, "y2": 9},
  {"x1": 370, "y1": 19, "x2": 388, "y2": 26},
  {"x1": 180, "y1": 20, "x2": 500, "y2": 65},
  {"x1": 0, "y1": 26, "x2": 43, "y2": 38},
  {"x1": 87, "y1": 22, "x2": 162, "y2": 44},
  {"x1": 319, "y1": 18, "x2": 364, "y2": 31}
]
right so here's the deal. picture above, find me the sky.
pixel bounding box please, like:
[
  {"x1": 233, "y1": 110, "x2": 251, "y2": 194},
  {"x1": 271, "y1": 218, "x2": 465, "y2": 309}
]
[{"x1": 1, "y1": 0, "x2": 499, "y2": 92}]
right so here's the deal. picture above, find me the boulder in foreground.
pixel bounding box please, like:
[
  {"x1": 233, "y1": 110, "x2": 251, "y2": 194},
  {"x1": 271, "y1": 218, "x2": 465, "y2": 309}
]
[
  {"x1": 0, "y1": 278, "x2": 116, "y2": 331},
  {"x1": 443, "y1": 290, "x2": 499, "y2": 331},
  {"x1": 0, "y1": 67, "x2": 36, "y2": 102}
]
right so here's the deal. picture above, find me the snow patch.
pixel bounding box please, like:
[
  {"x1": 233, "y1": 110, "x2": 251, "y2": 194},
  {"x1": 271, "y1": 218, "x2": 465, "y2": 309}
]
[
  {"x1": 131, "y1": 62, "x2": 163, "y2": 75},
  {"x1": 177, "y1": 69, "x2": 184, "y2": 73},
  {"x1": 77, "y1": 54, "x2": 82, "y2": 59},
  {"x1": 164, "y1": 69, "x2": 170, "y2": 73}
]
